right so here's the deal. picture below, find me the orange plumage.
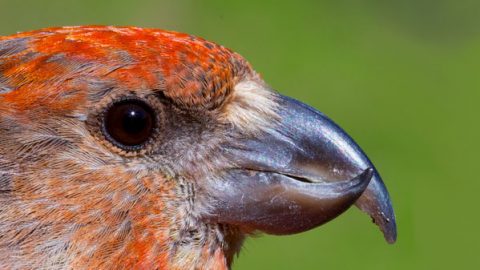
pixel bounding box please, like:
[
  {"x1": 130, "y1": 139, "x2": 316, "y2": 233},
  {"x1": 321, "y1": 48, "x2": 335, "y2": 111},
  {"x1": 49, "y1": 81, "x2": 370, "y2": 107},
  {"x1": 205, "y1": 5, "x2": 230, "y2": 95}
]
[{"x1": 1, "y1": 26, "x2": 250, "y2": 111}]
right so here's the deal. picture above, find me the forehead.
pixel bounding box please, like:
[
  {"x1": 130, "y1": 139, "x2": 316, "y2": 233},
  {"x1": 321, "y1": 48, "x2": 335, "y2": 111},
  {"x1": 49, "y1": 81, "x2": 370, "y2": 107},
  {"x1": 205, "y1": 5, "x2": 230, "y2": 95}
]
[{"x1": 0, "y1": 26, "x2": 252, "y2": 113}]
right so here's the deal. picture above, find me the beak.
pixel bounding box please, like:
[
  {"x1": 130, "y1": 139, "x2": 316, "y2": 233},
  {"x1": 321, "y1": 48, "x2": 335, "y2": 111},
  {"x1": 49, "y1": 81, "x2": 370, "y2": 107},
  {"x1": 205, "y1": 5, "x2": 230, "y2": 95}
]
[{"x1": 203, "y1": 94, "x2": 397, "y2": 243}]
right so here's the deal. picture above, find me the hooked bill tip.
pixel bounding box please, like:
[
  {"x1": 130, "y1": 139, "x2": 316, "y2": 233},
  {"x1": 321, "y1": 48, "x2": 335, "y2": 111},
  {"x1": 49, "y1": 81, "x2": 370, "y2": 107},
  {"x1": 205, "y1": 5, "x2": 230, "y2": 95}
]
[
  {"x1": 378, "y1": 211, "x2": 397, "y2": 244},
  {"x1": 355, "y1": 172, "x2": 397, "y2": 244}
]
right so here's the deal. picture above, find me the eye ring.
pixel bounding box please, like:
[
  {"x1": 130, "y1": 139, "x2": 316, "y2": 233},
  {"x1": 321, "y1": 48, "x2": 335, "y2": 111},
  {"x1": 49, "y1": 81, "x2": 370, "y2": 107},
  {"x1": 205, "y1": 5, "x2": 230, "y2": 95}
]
[{"x1": 87, "y1": 95, "x2": 164, "y2": 156}]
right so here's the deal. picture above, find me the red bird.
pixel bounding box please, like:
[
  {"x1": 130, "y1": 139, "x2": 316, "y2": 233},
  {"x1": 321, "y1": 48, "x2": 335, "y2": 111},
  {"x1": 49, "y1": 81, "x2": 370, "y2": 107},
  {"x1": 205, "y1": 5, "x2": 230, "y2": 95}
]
[{"x1": 0, "y1": 26, "x2": 396, "y2": 269}]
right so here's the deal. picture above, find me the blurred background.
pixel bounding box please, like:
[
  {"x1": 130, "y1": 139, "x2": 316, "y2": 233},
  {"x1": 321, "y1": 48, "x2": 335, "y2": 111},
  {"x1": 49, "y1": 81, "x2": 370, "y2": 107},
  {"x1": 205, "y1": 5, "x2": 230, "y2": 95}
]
[{"x1": 0, "y1": 0, "x2": 478, "y2": 269}]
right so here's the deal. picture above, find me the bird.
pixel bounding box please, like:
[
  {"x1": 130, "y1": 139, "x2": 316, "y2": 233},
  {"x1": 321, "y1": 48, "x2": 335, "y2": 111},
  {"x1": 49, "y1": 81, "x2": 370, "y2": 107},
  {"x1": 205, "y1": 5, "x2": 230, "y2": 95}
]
[{"x1": 0, "y1": 26, "x2": 396, "y2": 270}]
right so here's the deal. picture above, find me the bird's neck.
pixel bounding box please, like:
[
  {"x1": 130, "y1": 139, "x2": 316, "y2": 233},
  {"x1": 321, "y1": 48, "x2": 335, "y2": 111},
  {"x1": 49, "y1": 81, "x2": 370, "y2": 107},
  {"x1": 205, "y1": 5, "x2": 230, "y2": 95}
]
[
  {"x1": 0, "y1": 171, "x2": 245, "y2": 269},
  {"x1": 66, "y1": 178, "x2": 245, "y2": 269}
]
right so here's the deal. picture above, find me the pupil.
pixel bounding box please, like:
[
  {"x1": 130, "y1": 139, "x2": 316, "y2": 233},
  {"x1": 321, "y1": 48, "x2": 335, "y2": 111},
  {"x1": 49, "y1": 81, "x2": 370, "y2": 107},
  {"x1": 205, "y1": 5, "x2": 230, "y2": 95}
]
[{"x1": 123, "y1": 107, "x2": 147, "y2": 135}]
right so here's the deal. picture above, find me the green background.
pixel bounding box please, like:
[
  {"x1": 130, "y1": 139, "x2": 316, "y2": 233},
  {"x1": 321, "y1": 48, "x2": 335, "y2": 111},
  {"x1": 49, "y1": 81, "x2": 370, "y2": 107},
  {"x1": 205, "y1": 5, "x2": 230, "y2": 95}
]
[{"x1": 1, "y1": 0, "x2": 478, "y2": 269}]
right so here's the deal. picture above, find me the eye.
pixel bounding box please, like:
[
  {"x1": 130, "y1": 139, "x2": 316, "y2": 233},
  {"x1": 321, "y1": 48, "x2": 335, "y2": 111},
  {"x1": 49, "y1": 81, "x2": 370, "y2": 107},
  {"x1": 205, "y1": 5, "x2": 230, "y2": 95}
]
[{"x1": 103, "y1": 99, "x2": 156, "y2": 149}]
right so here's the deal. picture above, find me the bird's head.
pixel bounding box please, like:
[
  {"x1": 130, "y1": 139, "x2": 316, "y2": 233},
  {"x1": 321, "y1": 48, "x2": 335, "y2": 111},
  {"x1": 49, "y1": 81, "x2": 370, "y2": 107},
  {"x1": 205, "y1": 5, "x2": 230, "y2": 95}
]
[{"x1": 0, "y1": 26, "x2": 396, "y2": 269}]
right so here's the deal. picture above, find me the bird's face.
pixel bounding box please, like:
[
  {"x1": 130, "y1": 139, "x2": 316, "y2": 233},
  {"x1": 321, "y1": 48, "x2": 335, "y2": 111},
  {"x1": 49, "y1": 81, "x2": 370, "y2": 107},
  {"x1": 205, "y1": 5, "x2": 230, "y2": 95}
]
[{"x1": 0, "y1": 26, "x2": 396, "y2": 269}]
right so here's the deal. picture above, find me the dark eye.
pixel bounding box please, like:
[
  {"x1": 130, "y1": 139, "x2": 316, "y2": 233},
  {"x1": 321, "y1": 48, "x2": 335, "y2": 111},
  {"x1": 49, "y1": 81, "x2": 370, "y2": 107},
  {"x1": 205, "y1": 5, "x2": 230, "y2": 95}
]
[{"x1": 103, "y1": 99, "x2": 155, "y2": 149}]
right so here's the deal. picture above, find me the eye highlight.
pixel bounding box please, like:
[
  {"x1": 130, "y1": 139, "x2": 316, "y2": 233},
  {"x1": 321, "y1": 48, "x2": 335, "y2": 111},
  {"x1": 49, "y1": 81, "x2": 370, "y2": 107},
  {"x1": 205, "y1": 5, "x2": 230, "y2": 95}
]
[{"x1": 102, "y1": 99, "x2": 156, "y2": 150}]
